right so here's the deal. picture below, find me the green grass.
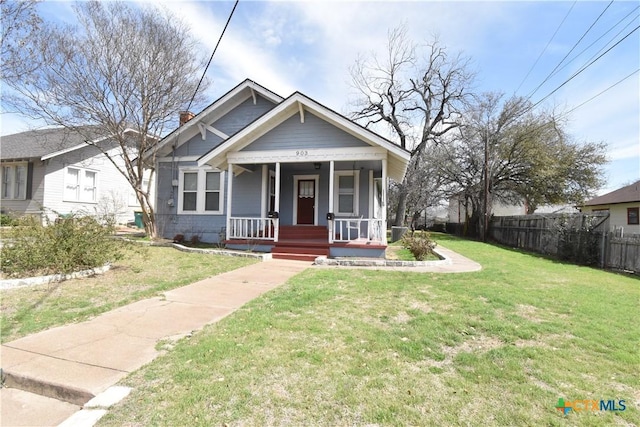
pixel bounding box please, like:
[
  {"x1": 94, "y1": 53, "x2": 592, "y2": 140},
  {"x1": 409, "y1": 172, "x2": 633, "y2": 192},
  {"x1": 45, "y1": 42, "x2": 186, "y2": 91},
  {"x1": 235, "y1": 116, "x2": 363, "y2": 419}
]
[
  {"x1": 99, "y1": 234, "x2": 639, "y2": 426},
  {"x1": 0, "y1": 246, "x2": 257, "y2": 342}
]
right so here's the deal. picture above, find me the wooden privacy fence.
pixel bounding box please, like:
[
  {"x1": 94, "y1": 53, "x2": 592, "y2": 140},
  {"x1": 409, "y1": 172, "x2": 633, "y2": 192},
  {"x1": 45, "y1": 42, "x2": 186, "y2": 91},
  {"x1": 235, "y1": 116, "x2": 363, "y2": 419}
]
[{"x1": 489, "y1": 213, "x2": 639, "y2": 274}]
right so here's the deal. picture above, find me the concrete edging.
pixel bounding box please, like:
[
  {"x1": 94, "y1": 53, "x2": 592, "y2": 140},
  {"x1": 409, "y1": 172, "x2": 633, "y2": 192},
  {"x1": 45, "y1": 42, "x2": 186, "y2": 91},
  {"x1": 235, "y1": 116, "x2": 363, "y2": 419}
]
[
  {"x1": 0, "y1": 264, "x2": 111, "y2": 290},
  {"x1": 171, "y1": 243, "x2": 272, "y2": 260},
  {"x1": 314, "y1": 247, "x2": 452, "y2": 267}
]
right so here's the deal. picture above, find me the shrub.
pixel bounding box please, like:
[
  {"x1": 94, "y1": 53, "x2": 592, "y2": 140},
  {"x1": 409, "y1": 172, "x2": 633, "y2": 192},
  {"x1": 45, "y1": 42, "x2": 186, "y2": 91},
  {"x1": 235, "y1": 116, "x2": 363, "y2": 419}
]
[
  {"x1": 190, "y1": 235, "x2": 200, "y2": 246},
  {"x1": 0, "y1": 214, "x2": 125, "y2": 278},
  {"x1": 173, "y1": 234, "x2": 185, "y2": 243},
  {"x1": 0, "y1": 213, "x2": 18, "y2": 226},
  {"x1": 401, "y1": 232, "x2": 437, "y2": 261}
]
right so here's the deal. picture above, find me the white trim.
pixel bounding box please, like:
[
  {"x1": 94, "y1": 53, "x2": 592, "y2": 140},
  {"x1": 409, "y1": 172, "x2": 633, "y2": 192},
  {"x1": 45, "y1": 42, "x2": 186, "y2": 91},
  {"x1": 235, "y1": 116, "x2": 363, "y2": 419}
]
[
  {"x1": 369, "y1": 169, "x2": 374, "y2": 219},
  {"x1": 298, "y1": 102, "x2": 305, "y2": 123},
  {"x1": 198, "y1": 123, "x2": 229, "y2": 140},
  {"x1": 1, "y1": 161, "x2": 28, "y2": 201},
  {"x1": 41, "y1": 142, "x2": 88, "y2": 161},
  {"x1": 293, "y1": 174, "x2": 320, "y2": 225},
  {"x1": 333, "y1": 170, "x2": 360, "y2": 216},
  {"x1": 148, "y1": 80, "x2": 283, "y2": 159},
  {"x1": 260, "y1": 164, "x2": 268, "y2": 219},
  {"x1": 157, "y1": 156, "x2": 200, "y2": 162},
  {"x1": 177, "y1": 167, "x2": 225, "y2": 215},
  {"x1": 226, "y1": 164, "x2": 233, "y2": 240},
  {"x1": 62, "y1": 166, "x2": 99, "y2": 203},
  {"x1": 227, "y1": 147, "x2": 387, "y2": 165},
  {"x1": 196, "y1": 92, "x2": 411, "y2": 181}
]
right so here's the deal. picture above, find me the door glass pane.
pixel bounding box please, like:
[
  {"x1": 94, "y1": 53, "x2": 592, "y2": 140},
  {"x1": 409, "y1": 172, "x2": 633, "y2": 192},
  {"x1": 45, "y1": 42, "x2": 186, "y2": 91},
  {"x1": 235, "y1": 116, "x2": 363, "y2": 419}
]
[
  {"x1": 184, "y1": 172, "x2": 197, "y2": 191},
  {"x1": 299, "y1": 180, "x2": 314, "y2": 198}
]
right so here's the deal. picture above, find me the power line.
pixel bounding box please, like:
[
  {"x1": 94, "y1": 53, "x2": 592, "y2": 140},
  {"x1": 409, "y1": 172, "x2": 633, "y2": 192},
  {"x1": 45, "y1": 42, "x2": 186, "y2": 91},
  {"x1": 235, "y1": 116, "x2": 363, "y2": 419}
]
[
  {"x1": 527, "y1": 0, "x2": 614, "y2": 100},
  {"x1": 186, "y1": 0, "x2": 239, "y2": 112},
  {"x1": 549, "y1": 6, "x2": 640, "y2": 82},
  {"x1": 563, "y1": 68, "x2": 640, "y2": 117},
  {"x1": 531, "y1": 24, "x2": 639, "y2": 110},
  {"x1": 514, "y1": 0, "x2": 577, "y2": 94}
]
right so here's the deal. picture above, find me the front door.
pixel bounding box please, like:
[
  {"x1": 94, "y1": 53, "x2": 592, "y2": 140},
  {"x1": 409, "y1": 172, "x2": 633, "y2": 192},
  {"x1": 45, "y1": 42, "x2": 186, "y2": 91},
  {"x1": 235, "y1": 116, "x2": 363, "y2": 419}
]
[{"x1": 297, "y1": 179, "x2": 315, "y2": 225}]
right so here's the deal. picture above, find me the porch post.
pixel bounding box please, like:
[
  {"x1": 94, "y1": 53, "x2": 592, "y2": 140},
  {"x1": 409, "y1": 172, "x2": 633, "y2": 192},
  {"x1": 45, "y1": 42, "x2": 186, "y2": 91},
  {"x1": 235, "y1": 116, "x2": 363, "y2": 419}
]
[
  {"x1": 226, "y1": 163, "x2": 233, "y2": 241},
  {"x1": 260, "y1": 164, "x2": 268, "y2": 219},
  {"x1": 328, "y1": 160, "x2": 335, "y2": 243},
  {"x1": 275, "y1": 162, "x2": 281, "y2": 242},
  {"x1": 381, "y1": 158, "x2": 388, "y2": 245}
]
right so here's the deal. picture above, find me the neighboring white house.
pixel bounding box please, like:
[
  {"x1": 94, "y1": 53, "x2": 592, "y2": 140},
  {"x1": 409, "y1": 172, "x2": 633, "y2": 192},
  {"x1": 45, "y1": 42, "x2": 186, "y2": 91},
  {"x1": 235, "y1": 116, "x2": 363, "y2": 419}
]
[
  {"x1": 1, "y1": 127, "x2": 153, "y2": 224},
  {"x1": 580, "y1": 180, "x2": 640, "y2": 236},
  {"x1": 149, "y1": 79, "x2": 411, "y2": 260}
]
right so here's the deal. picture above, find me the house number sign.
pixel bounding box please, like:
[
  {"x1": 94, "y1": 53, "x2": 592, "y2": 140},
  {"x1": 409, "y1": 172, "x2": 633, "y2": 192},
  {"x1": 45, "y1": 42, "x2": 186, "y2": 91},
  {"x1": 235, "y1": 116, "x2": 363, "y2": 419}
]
[{"x1": 295, "y1": 150, "x2": 309, "y2": 157}]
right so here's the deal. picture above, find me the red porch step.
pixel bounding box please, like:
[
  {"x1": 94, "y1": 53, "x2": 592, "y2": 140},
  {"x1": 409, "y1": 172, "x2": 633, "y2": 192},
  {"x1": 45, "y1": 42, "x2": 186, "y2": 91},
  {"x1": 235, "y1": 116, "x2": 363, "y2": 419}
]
[{"x1": 272, "y1": 226, "x2": 329, "y2": 261}]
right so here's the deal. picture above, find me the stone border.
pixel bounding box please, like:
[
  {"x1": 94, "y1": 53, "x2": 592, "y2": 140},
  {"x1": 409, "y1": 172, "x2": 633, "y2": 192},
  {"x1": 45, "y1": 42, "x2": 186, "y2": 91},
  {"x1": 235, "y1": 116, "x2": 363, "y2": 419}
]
[
  {"x1": 171, "y1": 243, "x2": 271, "y2": 260},
  {"x1": 314, "y1": 247, "x2": 452, "y2": 267},
  {"x1": 0, "y1": 264, "x2": 111, "y2": 290}
]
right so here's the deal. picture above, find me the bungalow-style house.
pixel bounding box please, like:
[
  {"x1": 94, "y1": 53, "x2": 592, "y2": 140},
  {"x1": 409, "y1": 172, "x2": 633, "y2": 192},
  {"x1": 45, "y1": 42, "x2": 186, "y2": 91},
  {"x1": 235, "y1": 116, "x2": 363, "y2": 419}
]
[
  {"x1": 151, "y1": 79, "x2": 411, "y2": 260},
  {"x1": 580, "y1": 180, "x2": 640, "y2": 236},
  {"x1": 0, "y1": 127, "x2": 153, "y2": 224}
]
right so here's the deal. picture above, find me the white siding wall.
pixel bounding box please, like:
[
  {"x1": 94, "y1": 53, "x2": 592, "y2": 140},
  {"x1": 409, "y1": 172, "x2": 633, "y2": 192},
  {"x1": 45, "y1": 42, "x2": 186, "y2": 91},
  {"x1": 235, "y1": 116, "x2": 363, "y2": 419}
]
[
  {"x1": 42, "y1": 144, "x2": 146, "y2": 224},
  {"x1": 582, "y1": 203, "x2": 640, "y2": 236}
]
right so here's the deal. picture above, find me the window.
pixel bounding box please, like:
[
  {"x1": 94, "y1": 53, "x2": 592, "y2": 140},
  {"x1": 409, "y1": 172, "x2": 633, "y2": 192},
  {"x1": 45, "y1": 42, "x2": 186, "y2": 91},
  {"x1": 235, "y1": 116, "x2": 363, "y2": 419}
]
[
  {"x1": 628, "y1": 207, "x2": 639, "y2": 225},
  {"x1": 64, "y1": 167, "x2": 98, "y2": 202},
  {"x1": 1, "y1": 163, "x2": 27, "y2": 200},
  {"x1": 334, "y1": 170, "x2": 359, "y2": 215},
  {"x1": 178, "y1": 168, "x2": 224, "y2": 214}
]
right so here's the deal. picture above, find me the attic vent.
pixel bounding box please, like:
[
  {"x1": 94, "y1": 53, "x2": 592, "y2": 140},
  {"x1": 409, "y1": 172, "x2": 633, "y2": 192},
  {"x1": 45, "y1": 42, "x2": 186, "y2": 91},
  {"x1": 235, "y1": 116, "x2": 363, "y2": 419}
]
[{"x1": 179, "y1": 111, "x2": 195, "y2": 127}]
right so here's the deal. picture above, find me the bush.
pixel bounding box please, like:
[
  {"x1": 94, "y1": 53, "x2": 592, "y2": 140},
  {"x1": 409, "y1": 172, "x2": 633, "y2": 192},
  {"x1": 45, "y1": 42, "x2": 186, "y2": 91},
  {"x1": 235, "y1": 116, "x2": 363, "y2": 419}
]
[
  {"x1": 1, "y1": 214, "x2": 125, "y2": 278},
  {"x1": 401, "y1": 232, "x2": 437, "y2": 261},
  {"x1": 0, "y1": 213, "x2": 18, "y2": 227}
]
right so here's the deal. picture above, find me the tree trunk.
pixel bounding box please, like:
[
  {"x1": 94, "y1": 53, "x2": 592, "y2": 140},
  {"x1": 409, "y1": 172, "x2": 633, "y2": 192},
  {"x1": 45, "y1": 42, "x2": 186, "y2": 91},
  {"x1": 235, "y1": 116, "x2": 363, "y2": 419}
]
[{"x1": 393, "y1": 187, "x2": 408, "y2": 227}]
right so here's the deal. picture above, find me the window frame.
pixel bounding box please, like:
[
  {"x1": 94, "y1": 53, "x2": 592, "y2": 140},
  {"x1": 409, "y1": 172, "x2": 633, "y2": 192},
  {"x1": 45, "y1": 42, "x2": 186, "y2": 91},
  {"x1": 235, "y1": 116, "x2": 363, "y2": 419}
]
[
  {"x1": 63, "y1": 166, "x2": 99, "y2": 203},
  {"x1": 333, "y1": 170, "x2": 360, "y2": 216},
  {"x1": 628, "y1": 207, "x2": 639, "y2": 225},
  {"x1": 1, "y1": 162, "x2": 28, "y2": 200},
  {"x1": 177, "y1": 168, "x2": 224, "y2": 215}
]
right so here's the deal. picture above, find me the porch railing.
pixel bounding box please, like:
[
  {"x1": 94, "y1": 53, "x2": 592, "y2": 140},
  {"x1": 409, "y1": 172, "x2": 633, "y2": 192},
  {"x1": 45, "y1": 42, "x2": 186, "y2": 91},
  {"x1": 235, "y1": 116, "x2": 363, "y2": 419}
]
[
  {"x1": 332, "y1": 218, "x2": 385, "y2": 243},
  {"x1": 228, "y1": 217, "x2": 278, "y2": 241}
]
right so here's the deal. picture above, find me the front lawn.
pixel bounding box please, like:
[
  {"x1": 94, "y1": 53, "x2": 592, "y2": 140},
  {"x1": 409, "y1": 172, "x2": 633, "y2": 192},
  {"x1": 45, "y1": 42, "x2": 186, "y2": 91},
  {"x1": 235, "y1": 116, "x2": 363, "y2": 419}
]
[
  {"x1": 0, "y1": 246, "x2": 257, "y2": 342},
  {"x1": 100, "y1": 234, "x2": 639, "y2": 426}
]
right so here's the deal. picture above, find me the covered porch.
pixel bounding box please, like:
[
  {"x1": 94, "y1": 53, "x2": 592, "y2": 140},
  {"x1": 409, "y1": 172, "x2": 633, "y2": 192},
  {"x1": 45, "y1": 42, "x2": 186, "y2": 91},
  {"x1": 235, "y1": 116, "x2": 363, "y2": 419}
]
[{"x1": 223, "y1": 149, "x2": 390, "y2": 259}]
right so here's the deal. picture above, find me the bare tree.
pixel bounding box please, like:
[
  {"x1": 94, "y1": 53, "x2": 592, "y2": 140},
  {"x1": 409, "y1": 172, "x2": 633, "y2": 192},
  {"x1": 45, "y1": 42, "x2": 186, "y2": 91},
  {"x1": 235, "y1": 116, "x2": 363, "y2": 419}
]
[
  {"x1": 350, "y1": 26, "x2": 474, "y2": 226},
  {"x1": 0, "y1": 0, "x2": 41, "y2": 81},
  {"x1": 1, "y1": 1, "x2": 207, "y2": 237},
  {"x1": 436, "y1": 92, "x2": 606, "y2": 239}
]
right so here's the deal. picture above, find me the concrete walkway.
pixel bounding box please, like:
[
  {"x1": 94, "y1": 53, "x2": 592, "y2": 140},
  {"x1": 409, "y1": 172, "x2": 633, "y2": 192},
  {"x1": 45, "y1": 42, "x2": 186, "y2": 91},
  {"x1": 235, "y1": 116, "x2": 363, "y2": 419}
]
[
  {"x1": 1, "y1": 244, "x2": 481, "y2": 427},
  {"x1": 1, "y1": 259, "x2": 310, "y2": 427}
]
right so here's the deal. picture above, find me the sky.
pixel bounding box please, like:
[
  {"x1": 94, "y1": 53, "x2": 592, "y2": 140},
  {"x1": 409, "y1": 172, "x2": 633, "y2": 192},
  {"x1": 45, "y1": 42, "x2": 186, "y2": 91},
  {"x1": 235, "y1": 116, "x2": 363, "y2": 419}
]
[{"x1": 1, "y1": 0, "x2": 638, "y2": 195}]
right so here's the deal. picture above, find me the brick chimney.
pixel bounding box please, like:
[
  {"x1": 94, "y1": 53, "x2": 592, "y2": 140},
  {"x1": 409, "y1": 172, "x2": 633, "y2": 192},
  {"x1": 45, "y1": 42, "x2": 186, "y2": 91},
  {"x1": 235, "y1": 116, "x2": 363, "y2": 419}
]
[{"x1": 179, "y1": 111, "x2": 195, "y2": 127}]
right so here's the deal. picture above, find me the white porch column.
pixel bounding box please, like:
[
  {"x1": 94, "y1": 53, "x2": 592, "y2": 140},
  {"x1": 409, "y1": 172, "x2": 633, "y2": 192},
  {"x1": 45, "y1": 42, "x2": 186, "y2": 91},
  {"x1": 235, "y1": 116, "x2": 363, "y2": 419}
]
[
  {"x1": 381, "y1": 158, "x2": 388, "y2": 244},
  {"x1": 260, "y1": 164, "x2": 268, "y2": 219},
  {"x1": 274, "y1": 162, "x2": 281, "y2": 242},
  {"x1": 328, "y1": 160, "x2": 335, "y2": 243},
  {"x1": 226, "y1": 163, "x2": 233, "y2": 241}
]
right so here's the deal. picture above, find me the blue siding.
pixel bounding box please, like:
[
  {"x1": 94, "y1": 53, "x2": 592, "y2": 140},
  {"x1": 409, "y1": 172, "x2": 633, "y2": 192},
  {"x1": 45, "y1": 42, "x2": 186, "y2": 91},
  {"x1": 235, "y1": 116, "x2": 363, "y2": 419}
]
[
  {"x1": 174, "y1": 133, "x2": 224, "y2": 157},
  {"x1": 242, "y1": 112, "x2": 370, "y2": 152},
  {"x1": 231, "y1": 170, "x2": 262, "y2": 216},
  {"x1": 214, "y1": 95, "x2": 276, "y2": 136}
]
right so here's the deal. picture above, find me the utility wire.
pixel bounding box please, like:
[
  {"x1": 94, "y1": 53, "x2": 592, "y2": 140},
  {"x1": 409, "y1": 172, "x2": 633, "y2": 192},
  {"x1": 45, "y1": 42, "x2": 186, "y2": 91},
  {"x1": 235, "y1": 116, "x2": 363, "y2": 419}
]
[
  {"x1": 563, "y1": 68, "x2": 639, "y2": 117},
  {"x1": 531, "y1": 24, "x2": 639, "y2": 110},
  {"x1": 515, "y1": 0, "x2": 577, "y2": 94},
  {"x1": 549, "y1": 6, "x2": 640, "y2": 82},
  {"x1": 186, "y1": 0, "x2": 239, "y2": 112},
  {"x1": 527, "y1": 0, "x2": 614, "y2": 100}
]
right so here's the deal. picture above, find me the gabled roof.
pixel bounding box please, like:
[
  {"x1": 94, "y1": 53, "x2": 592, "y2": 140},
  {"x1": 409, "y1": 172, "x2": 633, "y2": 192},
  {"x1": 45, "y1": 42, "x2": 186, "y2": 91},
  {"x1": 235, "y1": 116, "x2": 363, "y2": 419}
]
[
  {"x1": 0, "y1": 126, "x2": 104, "y2": 160},
  {"x1": 197, "y1": 91, "x2": 412, "y2": 181},
  {"x1": 583, "y1": 180, "x2": 640, "y2": 206},
  {"x1": 1, "y1": 126, "x2": 157, "y2": 161},
  {"x1": 149, "y1": 79, "x2": 284, "y2": 158}
]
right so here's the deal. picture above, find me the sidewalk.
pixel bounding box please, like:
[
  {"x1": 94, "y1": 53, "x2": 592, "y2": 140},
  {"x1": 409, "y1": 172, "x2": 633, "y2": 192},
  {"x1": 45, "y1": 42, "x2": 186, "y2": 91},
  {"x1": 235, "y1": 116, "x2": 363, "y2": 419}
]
[{"x1": 1, "y1": 259, "x2": 311, "y2": 427}]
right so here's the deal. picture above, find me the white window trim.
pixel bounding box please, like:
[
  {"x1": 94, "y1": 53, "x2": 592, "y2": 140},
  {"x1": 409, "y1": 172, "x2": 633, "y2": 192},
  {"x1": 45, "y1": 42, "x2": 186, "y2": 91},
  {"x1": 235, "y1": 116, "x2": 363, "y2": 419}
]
[
  {"x1": 1, "y1": 162, "x2": 28, "y2": 200},
  {"x1": 177, "y1": 167, "x2": 225, "y2": 215},
  {"x1": 63, "y1": 166, "x2": 98, "y2": 203},
  {"x1": 333, "y1": 170, "x2": 360, "y2": 216}
]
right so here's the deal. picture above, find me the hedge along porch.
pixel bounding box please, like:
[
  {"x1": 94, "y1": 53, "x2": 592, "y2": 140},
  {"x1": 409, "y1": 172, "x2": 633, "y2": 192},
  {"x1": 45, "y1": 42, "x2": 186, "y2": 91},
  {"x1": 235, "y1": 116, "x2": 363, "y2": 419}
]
[{"x1": 151, "y1": 80, "x2": 410, "y2": 260}]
